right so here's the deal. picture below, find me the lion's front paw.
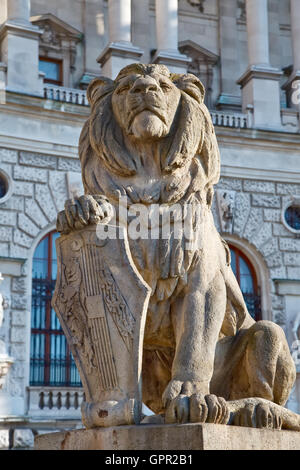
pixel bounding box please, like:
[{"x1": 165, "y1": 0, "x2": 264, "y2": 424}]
[
  {"x1": 57, "y1": 195, "x2": 114, "y2": 234},
  {"x1": 165, "y1": 393, "x2": 229, "y2": 425},
  {"x1": 162, "y1": 380, "x2": 207, "y2": 409},
  {"x1": 233, "y1": 401, "x2": 283, "y2": 430}
]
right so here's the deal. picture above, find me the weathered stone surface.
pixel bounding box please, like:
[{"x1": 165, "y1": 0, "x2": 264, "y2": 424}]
[
  {"x1": 0, "y1": 148, "x2": 18, "y2": 164},
  {"x1": 0, "y1": 430, "x2": 9, "y2": 449},
  {"x1": 243, "y1": 208, "x2": 263, "y2": 240},
  {"x1": 19, "y1": 151, "x2": 57, "y2": 169},
  {"x1": 276, "y1": 183, "x2": 300, "y2": 196},
  {"x1": 271, "y1": 294, "x2": 284, "y2": 310},
  {"x1": 280, "y1": 238, "x2": 300, "y2": 252},
  {"x1": 58, "y1": 157, "x2": 81, "y2": 172},
  {"x1": 11, "y1": 293, "x2": 27, "y2": 310},
  {"x1": 0, "y1": 163, "x2": 12, "y2": 176},
  {"x1": 13, "y1": 165, "x2": 47, "y2": 183},
  {"x1": 0, "y1": 210, "x2": 16, "y2": 227},
  {"x1": 11, "y1": 310, "x2": 26, "y2": 326},
  {"x1": 273, "y1": 223, "x2": 292, "y2": 237},
  {"x1": 49, "y1": 171, "x2": 68, "y2": 212},
  {"x1": 243, "y1": 180, "x2": 275, "y2": 194},
  {"x1": 9, "y1": 244, "x2": 28, "y2": 259},
  {"x1": 217, "y1": 177, "x2": 242, "y2": 191},
  {"x1": 13, "y1": 229, "x2": 33, "y2": 248},
  {"x1": 18, "y1": 213, "x2": 40, "y2": 238},
  {"x1": 1, "y1": 195, "x2": 24, "y2": 211},
  {"x1": 260, "y1": 237, "x2": 279, "y2": 257},
  {"x1": 252, "y1": 194, "x2": 281, "y2": 209},
  {"x1": 270, "y1": 266, "x2": 287, "y2": 279},
  {"x1": 0, "y1": 242, "x2": 9, "y2": 256},
  {"x1": 13, "y1": 429, "x2": 35, "y2": 449},
  {"x1": 0, "y1": 226, "x2": 12, "y2": 242},
  {"x1": 10, "y1": 326, "x2": 26, "y2": 343},
  {"x1": 10, "y1": 344, "x2": 27, "y2": 360},
  {"x1": 13, "y1": 181, "x2": 33, "y2": 197},
  {"x1": 25, "y1": 199, "x2": 49, "y2": 228},
  {"x1": 253, "y1": 222, "x2": 272, "y2": 248},
  {"x1": 287, "y1": 267, "x2": 300, "y2": 279},
  {"x1": 35, "y1": 184, "x2": 57, "y2": 222},
  {"x1": 284, "y1": 252, "x2": 300, "y2": 266},
  {"x1": 266, "y1": 251, "x2": 283, "y2": 268},
  {"x1": 263, "y1": 208, "x2": 281, "y2": 222},
  {"x1": 34, "y1": 424, "x2": 300, "y2": 450},
  {"x1": 12, "y1": 277, "x2": 26, "y2": 293},
  {"x1": 233, "y1": 192, "x2": 251, "y2": 236}
]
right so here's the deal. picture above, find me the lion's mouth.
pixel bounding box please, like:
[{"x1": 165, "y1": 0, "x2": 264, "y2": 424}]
[{"x1": 127, "y1": 105, "x2": 167, "y2": 131}]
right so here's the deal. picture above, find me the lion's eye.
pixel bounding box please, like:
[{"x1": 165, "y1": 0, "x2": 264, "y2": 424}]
[
  {"x1": 116, "y1": 84, "x2": 131, "y2": 94},
  {"x1": 160, "y1": 83, "x2": 172, "y2": 92}
]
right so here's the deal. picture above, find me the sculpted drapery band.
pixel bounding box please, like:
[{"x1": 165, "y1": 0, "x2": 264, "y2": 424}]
[{"x1": 53, "y1": 63, "x2": 300, "y2": 430}]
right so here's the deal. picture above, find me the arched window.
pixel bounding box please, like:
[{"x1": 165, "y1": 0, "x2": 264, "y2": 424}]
[
  {"x1": 229, "y1": 244, "x2": 262, "y2": 321},
  {"x1": 30, "y1": 230, "x2": 81, "y2": 387}
]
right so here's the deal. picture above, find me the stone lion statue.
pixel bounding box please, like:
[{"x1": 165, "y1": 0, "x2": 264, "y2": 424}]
[{"x1": 57, "y1": 63, "x2": 300, "y2": 430}]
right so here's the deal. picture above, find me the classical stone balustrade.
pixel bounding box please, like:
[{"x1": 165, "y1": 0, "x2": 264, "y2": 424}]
[
  {"x1": 43, "y1": 84, "x2": 89, "y2": 106},
  {"x1": 210, "y1": 111, "x2": 250, "y2": 129},
  {"x1": 27, "y1": 386, "x2": 84, "y2": 418}
]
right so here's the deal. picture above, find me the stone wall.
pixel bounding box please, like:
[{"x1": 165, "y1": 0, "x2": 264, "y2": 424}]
[
  {"x1": 214, "y1": 175, "x2": 300, "y2": 332},
  {"x1": 0, "y1": 147, "x2": 82, "y2": 417}
]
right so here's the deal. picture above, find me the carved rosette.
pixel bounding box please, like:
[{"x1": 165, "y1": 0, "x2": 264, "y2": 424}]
[{"x1": 52, "y1": 224, "x2": 151, "y2": 428}]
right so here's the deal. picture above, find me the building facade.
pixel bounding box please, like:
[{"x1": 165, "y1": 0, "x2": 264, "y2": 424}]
[{"x1": 0, "y1": 0, "x2": 300, "y2": 449}]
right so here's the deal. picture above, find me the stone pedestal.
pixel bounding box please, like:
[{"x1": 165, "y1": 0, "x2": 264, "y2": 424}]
[{"x1": 34, "y1": 423, "x2": 300, "y2": 450}]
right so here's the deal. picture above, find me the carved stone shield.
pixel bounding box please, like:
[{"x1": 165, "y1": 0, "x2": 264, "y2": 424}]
[{"x1": 52, "y1": 224, "x2": 151, "y2": 428}]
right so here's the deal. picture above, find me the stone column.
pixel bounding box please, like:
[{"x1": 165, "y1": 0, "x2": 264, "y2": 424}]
[
  {"x1": 246, "y1": 0, "x2": 269, "y2": 67},
  {"x1": 290, "y1": 0, "x2": 300, "y2": 72},
  {"x1": 97, "y1": 0, "x2": 144, "y2": 79},
  {"x1": 7, "y1": 0, "x2": 30, "y2": 23},
  {"x1": 153, "y1": 0, "x2": 190, "y2": 74},
  {"x1": 217, "y1": 0, "x2": 241, "y2": 110},
  {"x1": 0, "y1": 0, "x2": 43, "y2": 96},
  {"x1": 237, "y1": 0, "x2": 282, "y2": 129},
  {"x1": 282, "y1": 0, "x2": 300, "y2": 113}
]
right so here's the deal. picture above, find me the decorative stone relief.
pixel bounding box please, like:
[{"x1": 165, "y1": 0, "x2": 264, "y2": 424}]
[
  {"x1": 216, "y1": 190, "x2": 236, "y2": 233},
  {"x1": 237, "y1": 0, "x2": 246, "y2": 21},
  {"x1": 52, "y1": 225, "x2": 151, "y2": 428},
  {"x1": 186, "y1": 0, "x2": 205, "y2": 13},
  {"x1": 31, "y1": 14, "x2": 82, "y2": 87},
  {"x1": 179, "y1": 40, "x2": 218, "y2": 109}
]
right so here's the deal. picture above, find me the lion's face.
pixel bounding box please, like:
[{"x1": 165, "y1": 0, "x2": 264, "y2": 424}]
[{"x1": 111, "y1": 71, "x2": 181, "y2": 141}]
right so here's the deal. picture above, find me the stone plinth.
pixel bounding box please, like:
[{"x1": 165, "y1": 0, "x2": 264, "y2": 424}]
[{"x1": 34, "y1": 423, "x2": 300, "y2": 451}]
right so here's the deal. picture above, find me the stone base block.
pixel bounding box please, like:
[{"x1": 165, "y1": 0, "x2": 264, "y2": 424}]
[{"x1": 34, "y1": 423, "x2": 300, "y2": 450}]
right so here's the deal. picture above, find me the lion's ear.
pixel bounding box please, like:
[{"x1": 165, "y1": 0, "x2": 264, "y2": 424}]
[
  {"x1": 86, "y1": 77, "x2": 115, "y2": 105},
  {"x1": 172, "y1": 73, "x2": 205, "y2": 104}
]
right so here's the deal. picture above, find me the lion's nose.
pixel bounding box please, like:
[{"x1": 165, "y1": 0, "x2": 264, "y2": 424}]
[{"x1": 130, "y1": 78, "x2": 159, "y2": 94}]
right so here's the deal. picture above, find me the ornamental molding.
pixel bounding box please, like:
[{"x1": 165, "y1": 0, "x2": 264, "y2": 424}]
[
  {"x1": 185, "y1": 0, "x2": 205, "y2": 13},
  {"x1": 31, "y1": 13, "x2": 82, "y2": 52}
]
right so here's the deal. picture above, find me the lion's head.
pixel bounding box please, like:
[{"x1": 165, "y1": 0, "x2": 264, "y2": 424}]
[{"x1": 79, "y1": 63, "x2": 220, "y2": 206}]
